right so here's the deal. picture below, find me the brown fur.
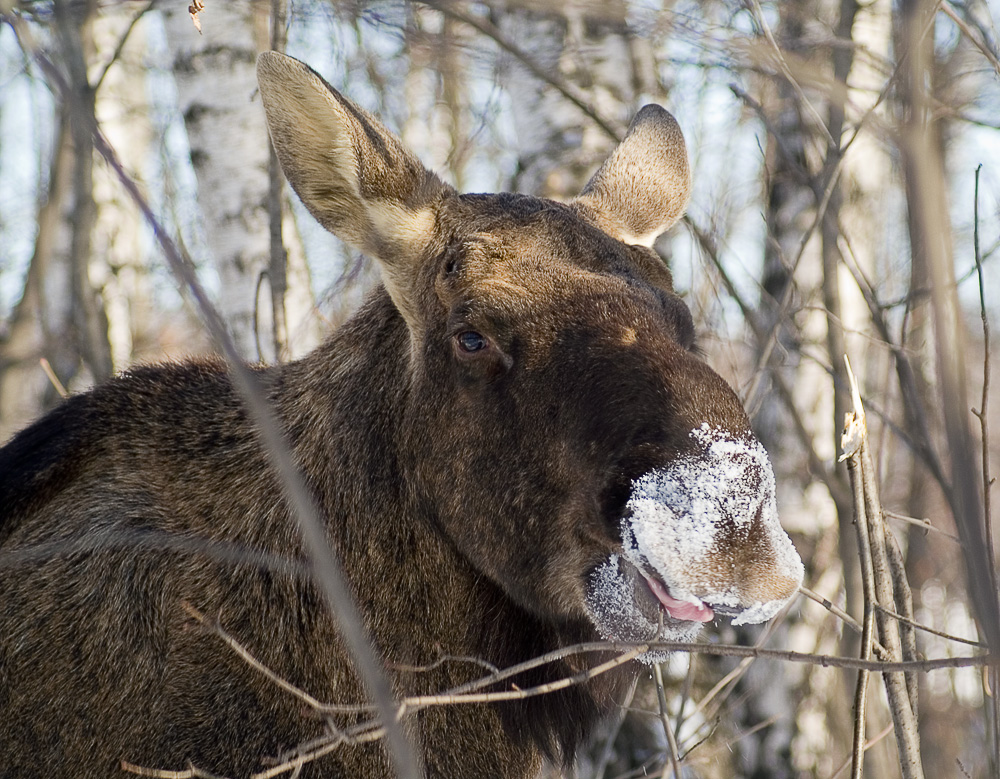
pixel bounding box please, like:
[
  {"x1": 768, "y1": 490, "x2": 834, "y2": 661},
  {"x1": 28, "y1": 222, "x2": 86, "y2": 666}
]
[{"x1": 0, "y1": 53, "x2": 799, "y2": 778}]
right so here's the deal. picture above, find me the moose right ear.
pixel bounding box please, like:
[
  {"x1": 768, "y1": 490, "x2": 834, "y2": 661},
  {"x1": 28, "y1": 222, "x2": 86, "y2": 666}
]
[
  {"x1": 574, "y1": 105, "x2": 691, "y2": 248},
  {"x1": 256, "y1": 52, "x2": 448, "y2": 329}
]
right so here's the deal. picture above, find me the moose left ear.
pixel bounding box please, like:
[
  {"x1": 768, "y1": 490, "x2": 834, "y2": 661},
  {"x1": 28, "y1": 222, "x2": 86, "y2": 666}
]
[
  {"x1": 256, "y1": 52, "x2": 448, "y2": 330},
  {"x1": 573, "y1": 105, "x2": 691, "y2": 248}
]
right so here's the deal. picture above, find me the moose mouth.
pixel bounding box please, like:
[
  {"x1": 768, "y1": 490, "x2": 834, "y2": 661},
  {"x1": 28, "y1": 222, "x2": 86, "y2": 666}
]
[
  {"x1": 585, "y1": 553, "x2": 715, "y2": 653},
  {"x1": 642, "y1": 573, "x2": 713, "y2": 623}
]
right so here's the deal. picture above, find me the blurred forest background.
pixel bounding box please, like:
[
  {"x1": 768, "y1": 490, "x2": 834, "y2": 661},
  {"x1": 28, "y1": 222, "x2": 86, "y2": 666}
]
[{"x1": 1, "y1": 0, "x2": 999, "y2": 777}]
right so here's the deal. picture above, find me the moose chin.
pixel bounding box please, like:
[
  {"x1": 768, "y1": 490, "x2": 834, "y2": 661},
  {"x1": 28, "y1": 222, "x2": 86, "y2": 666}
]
[{"x1": 0, "y1": 52, "x2": 802, "y2": 779}]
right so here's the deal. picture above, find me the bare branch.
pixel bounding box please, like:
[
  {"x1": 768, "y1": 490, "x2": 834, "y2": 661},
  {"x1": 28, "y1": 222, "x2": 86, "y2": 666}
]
[
  {"x1": 653, "y1": 662, "x2": 683, "y2": 779},
  {"x1": 940, "y1": 1, "x2": 1000, "y2": 76},
  {"x1": 418, "y1": 0, "x2": 623, "y2": 142},
  {"x1": 92, "y1": 0, "x2": 157, "y2": 94},
  {"x1": 971, "y1": 158, "x2": 999, "y2": 777},
  {"x1": 842, "y1": 357, "x2": 924, "y2": 778},
  {"x1": 971, "y1": 163, "x2": 994, "y2": 595}
]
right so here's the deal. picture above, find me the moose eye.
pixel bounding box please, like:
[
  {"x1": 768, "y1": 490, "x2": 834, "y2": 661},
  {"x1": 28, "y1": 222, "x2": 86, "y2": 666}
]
[{"x1": 456, "y1": 331, "x2": 487, "y2": 353}]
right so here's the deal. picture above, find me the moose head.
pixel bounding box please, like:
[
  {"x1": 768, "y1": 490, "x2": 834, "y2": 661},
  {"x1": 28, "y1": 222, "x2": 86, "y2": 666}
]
[
  {"x1": 0, "y1": 52, "x2": 804, "y2": 779},
  {"x1": 257, "y1": 52, "x2": 803, "y2": 653}
]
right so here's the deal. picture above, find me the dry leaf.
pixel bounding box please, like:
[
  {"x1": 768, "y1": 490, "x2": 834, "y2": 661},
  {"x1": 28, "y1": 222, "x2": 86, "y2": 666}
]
[{"x1": 189, "y1": 0, "x2": 205, "y2": 34}]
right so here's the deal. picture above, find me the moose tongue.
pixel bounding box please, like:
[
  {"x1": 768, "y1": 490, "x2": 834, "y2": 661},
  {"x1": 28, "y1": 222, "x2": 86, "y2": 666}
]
[{"x1": 645, "y1": 576, "x2": 714, "y2": 622}]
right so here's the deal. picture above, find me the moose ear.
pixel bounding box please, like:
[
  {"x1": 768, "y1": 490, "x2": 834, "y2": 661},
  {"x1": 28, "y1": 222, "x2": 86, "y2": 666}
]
[
  {"x1": 574, "y1": 105, "x2": 691, "y2": 248},
  {"x1": 256, "y1": 51, "x2": 448, "y2": 327}
]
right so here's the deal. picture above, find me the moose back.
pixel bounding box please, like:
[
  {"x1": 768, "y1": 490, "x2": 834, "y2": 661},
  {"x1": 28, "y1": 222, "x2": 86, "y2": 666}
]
[{"x1": 0, "y1": 52, "x2": 803, "y2": 778}]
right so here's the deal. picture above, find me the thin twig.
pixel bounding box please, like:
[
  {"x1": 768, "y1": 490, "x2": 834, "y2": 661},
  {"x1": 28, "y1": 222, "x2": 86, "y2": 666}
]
[
  {"x1": 39, "y1": 357, "x2": 69, "y2": 398},
  {"x1": 940, "y1": 1, "x2": 1000, "y2": 76},
  {"x1": 388, "y1": 653, "x2": 501, "y2": 676},
  {"x1": 688, "y1": 617, "x2": 782, "y2": 722},
  {"x1": 875, "y1": 604, "x2": 985, "y2": 649},
  {"x1": 398, "y1": 648, "x2": 645, "y2": 710},
  {"x1": 970, "y1": 161, "x2": 999, "y2": 778},
  {"x1": 828, "y1": 723, "x2": 896, "y2": 779},
  {"x1": 971, "y1": 163, "x2": 995, "y2": 601},
  {"x1": 883, "y1": 510, "x2": 961, "y2": 544},
  {"x1": 92, "y1": 0, "x2": 157, "y2": 94},
  {"x1": 120, "y1": 761, "x2": 228, "y2": 779},
  {"x1": 850, "y1": 601, "x2": 873, "y2": 779},
  {"x1": 653, "y1": 662, "x2": 683, "y2": 779},
  {"x1": 184, "y1": 604, "x2": 332, "y2": 712}
]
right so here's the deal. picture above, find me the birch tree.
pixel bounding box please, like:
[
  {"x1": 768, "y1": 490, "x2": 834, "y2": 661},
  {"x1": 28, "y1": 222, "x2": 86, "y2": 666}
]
[
  {"x1": 161, "y1": 0, "x2": 317, "y2": 361},
  {"x1": 0, "y1": 1, "x2": 112, "y2": 441}
]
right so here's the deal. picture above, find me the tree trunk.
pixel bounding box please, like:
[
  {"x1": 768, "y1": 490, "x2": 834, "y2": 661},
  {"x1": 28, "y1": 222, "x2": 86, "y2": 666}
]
[
  {"x1": 493, "y1": 0, "x2": 638, "y2": 199},
  {"x1": 0, "y1": 0, "x2": 115, "y2": 441},
  {"x1": 162, "y1": 0, "x2": 315, "y2": 361}
]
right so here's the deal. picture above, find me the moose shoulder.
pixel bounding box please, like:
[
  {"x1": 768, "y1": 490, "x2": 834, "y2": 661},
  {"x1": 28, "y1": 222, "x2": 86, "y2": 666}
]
[{"x1": 0, "y1": 52, "x2": 803, "y2": 778}]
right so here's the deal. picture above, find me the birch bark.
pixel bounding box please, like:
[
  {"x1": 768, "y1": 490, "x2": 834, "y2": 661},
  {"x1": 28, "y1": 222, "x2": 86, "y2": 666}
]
[{"x1": 161, "y1": 1, "x2": 316, "y2": 361}]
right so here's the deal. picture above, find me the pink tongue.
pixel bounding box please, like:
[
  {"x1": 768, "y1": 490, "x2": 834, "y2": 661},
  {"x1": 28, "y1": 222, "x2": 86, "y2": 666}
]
[{"x1": 645, "y1": 576, "x2": 714, "y2": 622}]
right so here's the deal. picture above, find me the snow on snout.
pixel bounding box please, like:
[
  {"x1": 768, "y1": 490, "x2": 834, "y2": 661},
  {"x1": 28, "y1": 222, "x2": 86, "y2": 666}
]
[{"x1": 622, "y1": 423, "x2": 803, "y2": 626}]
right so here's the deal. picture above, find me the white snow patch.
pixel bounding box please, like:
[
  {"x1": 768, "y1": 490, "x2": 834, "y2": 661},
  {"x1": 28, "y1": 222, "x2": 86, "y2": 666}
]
[
  {"x1": 625, "y1": 423, "x2": 771, "y2": 577},
  {"x1": 730, "y1": 599, "x2": 786, "y2": 626}
]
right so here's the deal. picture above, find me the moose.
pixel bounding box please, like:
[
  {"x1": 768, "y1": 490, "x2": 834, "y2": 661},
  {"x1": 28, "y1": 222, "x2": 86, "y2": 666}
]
[{"x1": 0, "y1": 52, "x2": 803, "y2": 778}]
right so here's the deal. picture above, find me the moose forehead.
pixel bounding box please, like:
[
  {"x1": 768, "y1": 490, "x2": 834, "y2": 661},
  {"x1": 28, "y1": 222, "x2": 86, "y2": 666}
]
[{"x1": 430, "y1": 193, "x2": 694, "y2": 346}]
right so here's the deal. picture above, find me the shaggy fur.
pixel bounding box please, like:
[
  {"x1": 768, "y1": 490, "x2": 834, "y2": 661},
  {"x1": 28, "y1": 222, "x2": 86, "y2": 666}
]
[{"x1": 0, "y1": 53, "x2": 798, "y2": 778}]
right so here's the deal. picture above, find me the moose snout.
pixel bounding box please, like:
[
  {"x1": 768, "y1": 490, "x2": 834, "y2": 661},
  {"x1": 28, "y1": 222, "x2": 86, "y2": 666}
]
[
  {"x1": 624, "y1": 426, "x2": 803, "y2": 624},
  {"x1": 585, "y1": 424, "x2": 803, "y2": 652}
]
